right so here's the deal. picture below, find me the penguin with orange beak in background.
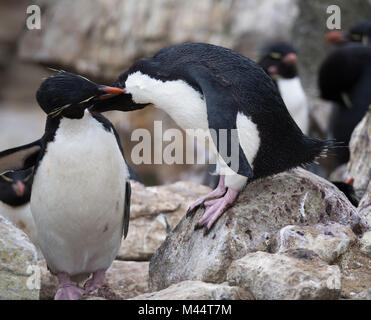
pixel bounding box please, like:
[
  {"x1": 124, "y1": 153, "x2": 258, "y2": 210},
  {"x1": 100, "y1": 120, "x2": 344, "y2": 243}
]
[{"x1": 325, "y1": 20, "x2": 371, "y2": 46}]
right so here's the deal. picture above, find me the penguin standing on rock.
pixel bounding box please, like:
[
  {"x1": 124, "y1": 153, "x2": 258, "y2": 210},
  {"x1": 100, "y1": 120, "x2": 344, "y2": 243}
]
[
  {"x1": 91, "y1": 42, "x2": 330, "y2": 234},
  {"x1": 258, "y1": 42, "x2": 310, "y2": 134},
  {"x1": 0, "y1": 71, "x2": 131, "y2": 300},
  {"x1": 0, "y1": 168, "x2": 38, "y2": 246}
]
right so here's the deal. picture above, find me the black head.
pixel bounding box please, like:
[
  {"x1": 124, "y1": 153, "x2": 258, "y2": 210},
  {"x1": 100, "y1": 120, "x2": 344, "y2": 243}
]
[
  {"x1": 90, "y1": 68, "x2": 148, "y2": 113},
  {"x1": 325, "y1": 20, "x2": 371, "y2": 45},
  {"x1": 258, "y1": 42, "x2": 298, "y2": 79},
  {"x1": 0, "y1": 168, "x2": 33, "y2": 207},
  {"x1": 349, "y1": 20, "x2": 371, "y2": 44},
  {"x1": 36, "y1": 71, "x2": 125, "y2": 119}
]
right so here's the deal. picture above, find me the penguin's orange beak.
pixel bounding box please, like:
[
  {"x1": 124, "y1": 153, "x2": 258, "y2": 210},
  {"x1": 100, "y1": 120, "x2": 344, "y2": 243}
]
[
  {"x1": 325, "y1": 31, "x2": 347, "y2": 44},
  {"x1": 98, "y1": 86, "x2": 125, "y2": 100},
  {"x1": 282, "y1": 53, "x2": 297, "y2": 65},
  {"x1": 12, "y1": 181, "x2": 25, "y2": 197}
]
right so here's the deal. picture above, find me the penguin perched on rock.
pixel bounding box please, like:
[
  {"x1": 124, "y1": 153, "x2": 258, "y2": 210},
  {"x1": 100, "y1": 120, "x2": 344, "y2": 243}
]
[
  {"x1": 258, "y1": 42, "x2": 310, "y2": 134},
  {"x1": 91, "y1": 42, "x2": 330, "y2": 233},
  {"x1": 0, "y1": 168, "x2": 38, "y2": 246},
  {"x1": 319, "y1": 44, "x2": 371, "y2": 164},
  {"x1": 325, "y1": 20, "x2": 371, "y2": 46},
  {"x1": 0, "y1": 71, "x2": 131, "y2": 300}
]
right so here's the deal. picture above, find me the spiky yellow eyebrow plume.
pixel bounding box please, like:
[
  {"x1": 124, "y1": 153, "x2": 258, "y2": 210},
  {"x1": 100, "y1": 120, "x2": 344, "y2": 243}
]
[{"x1": 48, "y1": 104, "x2": 72, "y2": 117}]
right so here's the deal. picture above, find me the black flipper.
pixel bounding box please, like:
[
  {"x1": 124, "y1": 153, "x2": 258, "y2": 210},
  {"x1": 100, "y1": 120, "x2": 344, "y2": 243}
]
[
  {"x1": 0, "y1": 140, "x2": 41, "y2": 174},
  {"x1": 123, "y1": 180, "x2": 131, "y2": 239},
  {"x1": 187, "y1": 66, "x2": 253, "y2": 178}
]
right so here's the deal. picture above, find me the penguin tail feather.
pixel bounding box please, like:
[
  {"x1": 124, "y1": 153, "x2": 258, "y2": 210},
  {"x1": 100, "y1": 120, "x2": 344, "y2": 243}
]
[{"x1": 302, "y1": 136, "x2": 336, "y2": 164}]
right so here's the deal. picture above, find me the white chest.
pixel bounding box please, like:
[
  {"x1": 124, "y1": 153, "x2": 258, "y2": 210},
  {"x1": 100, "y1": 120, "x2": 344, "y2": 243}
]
[
  {"x1": 0, "y1": 201, "x2": 37, "y2": 244},
  {"x1": 125, "y1": 71, "x2": 209, "y2": 131},
  {"x1": 277, "y1": 77, "x2": 309, "y2": 134},
  {"x1": 31, "y1": 112, "x2": 128, "y2": 275}
]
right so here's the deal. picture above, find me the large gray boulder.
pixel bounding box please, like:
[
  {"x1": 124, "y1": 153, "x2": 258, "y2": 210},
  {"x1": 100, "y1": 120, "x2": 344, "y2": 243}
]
[
  {"x1": 149, "y1": 168, "x2": 366, "y2": 291},
  {"x1": 226, "y1": 250, "x2": 341, "y2": 300},
  {"x1": 277, "y1": 223, "x2": 357, "y2": 264},
  {"x1": 0, "y1": 217, "x2": 39, "y2": 300}
]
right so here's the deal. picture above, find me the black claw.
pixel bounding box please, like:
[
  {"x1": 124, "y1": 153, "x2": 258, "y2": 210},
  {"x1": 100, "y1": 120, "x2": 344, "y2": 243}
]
[
  {"x1": 186, "y1": 201, "x2": 204, "y2": 218},
  {"x1": 203, "y1": 226, "x2": 211, "y2": 236},
  {"x1": 194, "y1": 222, "x2": 203, "y2": 230}
]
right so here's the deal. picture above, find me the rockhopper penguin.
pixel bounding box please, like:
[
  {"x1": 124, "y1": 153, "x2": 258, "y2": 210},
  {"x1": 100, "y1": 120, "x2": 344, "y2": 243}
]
[
  {"x1": 0, "y1": 168, "x2": 38, "y2": 246},
  {"x1": 0, "y1": 71, "x2": 131, "y2": 300},
  {"x1": 91, "y1": 42, "x2": 330, "y2": 234},
  {"x1": 325, "y1": 20, "x2": 371, "y2": 46},
  {"x1": 319, "y1": 44, "x2": 371, "y2": 164},
  {"x1": 258, "y1": 42, "x2": 310, "y2": 134}
]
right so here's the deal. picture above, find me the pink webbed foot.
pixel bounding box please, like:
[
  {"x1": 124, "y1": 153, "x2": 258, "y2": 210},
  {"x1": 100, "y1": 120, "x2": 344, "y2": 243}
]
[
  {"x1": 54, "y1": 273, "x2": 84, "y2": 300},
  {"x1": 195, "y1": 188, "x2": 239, "y2": 235},
  {"x1": 186, "y1": 176, "x2": 226, "y2": 217},
  {"x1": 84, "y1": 269, "x2": 106, "y2": 294}
]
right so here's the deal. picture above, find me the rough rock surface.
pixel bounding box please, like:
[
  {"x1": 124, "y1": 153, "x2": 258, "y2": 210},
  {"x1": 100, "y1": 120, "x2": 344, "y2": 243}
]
[
  {"x1": 359, "y1": 231, "x2": 371, "y2": 257},
  {"x1": 226, "y1": 250, "x2": 341, "y2": 300},
  {"x1": 38, "y1": 259, "x2": 149, "y2": 300},
  {"x1": 150, "y1": 168, "x2": 366, "y2": 291},
  {"x1": 351, "y1": 288, "x2": 371, "y2": 300},
  {"x1": 117, "y1": 181, "x2": 211, "y2": 261},
  {"x1": 131, "y1": 280, "x2": 253, "y2": 300},
  {"x1": 0, "y1": 217, "x2": 39, "y2": 300},
  {"x1": 347, "y1": 109, "x2": 371, "y2": 196},
  {"x1": 277, "y1": 223, "x2": 357, "y2": 264},
  {"x1": 358, "y1": 180, "x2": 371, "y2": 228},
  {"x1": 338, "y1": 244, "x2": 371, "y2": 299}
]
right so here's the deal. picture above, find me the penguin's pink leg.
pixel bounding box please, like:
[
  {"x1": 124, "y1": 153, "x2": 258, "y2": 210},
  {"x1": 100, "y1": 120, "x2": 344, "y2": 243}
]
[
  {"x1": 84, "y1": 269, "x2": 106, "y2": 294},
  {"x1": 186, "y1": 175, "x2": 226, "y2": 217},
  {"x1": 195, "y1": 188, "x2": 239, "y2": 234},
  {"x1": 54, "y1": 273, "x2": 84, "y2": 300}
]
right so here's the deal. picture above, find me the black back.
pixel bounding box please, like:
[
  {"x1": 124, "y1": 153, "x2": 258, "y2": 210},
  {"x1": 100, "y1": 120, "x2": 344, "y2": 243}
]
[
  {"x1": 348, "y1": 20, "x2": 371, "y2": 44},
  {"x1": 319, "y1": 44, "x2": 371, "y2": 163}
]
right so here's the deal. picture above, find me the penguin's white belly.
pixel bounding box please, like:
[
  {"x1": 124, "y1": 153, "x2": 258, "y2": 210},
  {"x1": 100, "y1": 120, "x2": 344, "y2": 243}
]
[
  {"x1": 126, "y1": 71, "x2": 216, "y2": 158},
  {"x1": 126, "y1": 71, "x2": 209, "y2": 131},
  {"x1": 126, "y1": 71, "x2": 259, "y2": 190},
  {"x1": 31, "y1": 112, "x2": 128, "y2": 276},
  {"x1": 277, "y1": 77, "x2": 309, "y2": 134},
  {"x1": 0, "y1": 201, "x2": 38, "y2": 247}
]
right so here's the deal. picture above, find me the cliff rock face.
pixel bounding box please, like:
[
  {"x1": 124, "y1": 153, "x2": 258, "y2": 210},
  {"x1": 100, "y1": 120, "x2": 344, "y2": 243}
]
[{"x1": 18, "y1": 0, "x2": 299, "y2": 81}]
